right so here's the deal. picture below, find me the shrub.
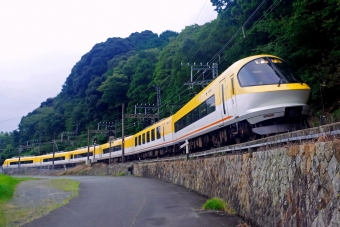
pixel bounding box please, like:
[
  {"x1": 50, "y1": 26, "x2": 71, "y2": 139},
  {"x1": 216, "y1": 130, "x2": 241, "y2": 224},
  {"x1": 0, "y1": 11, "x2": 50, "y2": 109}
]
[{"x1": 202, "y1": 197, "x2": 226, "y2": 211}]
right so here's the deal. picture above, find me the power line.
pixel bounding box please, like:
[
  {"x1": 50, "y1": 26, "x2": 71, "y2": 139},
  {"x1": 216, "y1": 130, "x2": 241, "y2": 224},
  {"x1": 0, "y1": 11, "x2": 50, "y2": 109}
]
[{"x1": 0, "y1": 117, "x2": 22, "y2": 123}]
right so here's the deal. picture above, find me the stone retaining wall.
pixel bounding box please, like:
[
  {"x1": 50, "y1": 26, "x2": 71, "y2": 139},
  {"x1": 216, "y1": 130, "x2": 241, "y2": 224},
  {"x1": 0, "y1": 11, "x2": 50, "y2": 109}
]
[{"x1": 134, "y1": 140, "x2": 340, "y2": 227}]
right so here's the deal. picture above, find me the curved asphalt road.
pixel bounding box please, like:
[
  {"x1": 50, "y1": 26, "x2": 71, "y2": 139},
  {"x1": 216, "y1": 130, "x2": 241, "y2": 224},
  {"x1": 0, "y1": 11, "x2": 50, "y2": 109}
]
[{"x1": 23, "y1": 176, "x2": 243, "y2": 227}]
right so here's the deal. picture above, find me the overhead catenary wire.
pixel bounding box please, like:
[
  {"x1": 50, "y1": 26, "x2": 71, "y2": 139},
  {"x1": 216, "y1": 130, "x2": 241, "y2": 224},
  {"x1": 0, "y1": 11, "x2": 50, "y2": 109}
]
[{"x1": 116, "y1": 0, "x2": 283, "y2": 133}]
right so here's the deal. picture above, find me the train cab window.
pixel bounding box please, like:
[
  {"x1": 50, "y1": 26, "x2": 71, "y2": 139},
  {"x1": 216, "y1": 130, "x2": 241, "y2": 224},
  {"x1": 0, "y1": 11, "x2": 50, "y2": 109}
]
[
  {"x1": 199, "y1": 102, "x2": 207, "y2": 118},
  {"x1": 156, "y1": 126, "x2": 161, "y2": 139},
  {"x1": 135, "y1": 137, "x2": 137, "y2": 147},
  {"x1": 238, "y1": 57, "x2": 302, "y2": 87},
  {"x1": 206, "y1": 95, "x2": 216, "y2": 114},
  {"x1": 151, "y1": 129, "x2": 155, "y2": 141},
  {"x1": 142, "y1": 134, "x2": 145, "y2": 144},
  {"x1": 147, "y1": 131, "x2": 150, "y2": 143},
  {"x1": 138, "y1": 135, "x2": 141, "y2": 145},
  {"x1": 10, "y1": 162, "x2": 18, "y2": 165}
]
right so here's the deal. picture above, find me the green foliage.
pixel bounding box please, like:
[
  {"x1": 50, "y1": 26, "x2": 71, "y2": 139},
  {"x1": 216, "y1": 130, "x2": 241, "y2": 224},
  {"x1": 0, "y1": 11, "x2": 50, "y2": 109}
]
[
  {"x1": 202, "y1": 197, "x2": 237, "y2": 214},
  {"x1": 0, "y1": 175, "x2": 33, "y2": 203},
  {"x1": 112, "y1": 171, "x2": 126, "y2": 176},
  {"x1": 48, "y1": 179, "x2": 79, "y2": 195},
  {"x1": 3, "y1": 0, "x2": 340, "y2": 157},
  {"x1": 202, "y1": 197, "x2": 226, "y2": 211}
]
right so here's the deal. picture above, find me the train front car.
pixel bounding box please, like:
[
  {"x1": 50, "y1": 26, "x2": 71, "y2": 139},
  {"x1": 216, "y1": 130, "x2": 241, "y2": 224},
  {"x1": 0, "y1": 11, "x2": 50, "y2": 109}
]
[{"x1": 231, "y1": 55, "x2": 310, "y2": 136}]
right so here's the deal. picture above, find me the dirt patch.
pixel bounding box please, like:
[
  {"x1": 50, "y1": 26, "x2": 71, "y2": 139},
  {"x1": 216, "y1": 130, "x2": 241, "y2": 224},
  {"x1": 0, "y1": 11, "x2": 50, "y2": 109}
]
[
  {"x1": 54, "y1": 164, "x2": 93, "y2": 176},
  {"x1": 2, "y1": 179, "x2": 77, "y2": 227},
  {"x1": 54, "y1": 163, "x2": 131, "y2": 176}
]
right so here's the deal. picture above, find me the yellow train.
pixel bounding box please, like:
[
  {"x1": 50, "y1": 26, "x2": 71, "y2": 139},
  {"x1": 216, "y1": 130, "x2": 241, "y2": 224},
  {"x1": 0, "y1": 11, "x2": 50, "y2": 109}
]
[{"x1": 2, "y1": 54, "x2": 311, "y2": 169}]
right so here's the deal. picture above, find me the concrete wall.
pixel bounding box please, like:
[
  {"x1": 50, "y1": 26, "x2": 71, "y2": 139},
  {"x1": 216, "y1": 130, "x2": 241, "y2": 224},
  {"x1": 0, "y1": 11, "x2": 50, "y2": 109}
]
[{"x1": 134, "y1": 139, "x2": 340, "y2": 227}]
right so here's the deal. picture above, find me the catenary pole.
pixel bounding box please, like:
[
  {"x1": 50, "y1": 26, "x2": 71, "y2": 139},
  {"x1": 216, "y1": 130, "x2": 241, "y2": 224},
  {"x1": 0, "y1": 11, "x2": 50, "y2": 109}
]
[
  {"x1": 122, "y1": 103, "x2": 125, "y2": 163},
  {"x1": 87, "y1": 127, "x2": 90, "y2": 165},
  {"x1": 52, "y1": 132, "x2": 55, "y2": 170}
]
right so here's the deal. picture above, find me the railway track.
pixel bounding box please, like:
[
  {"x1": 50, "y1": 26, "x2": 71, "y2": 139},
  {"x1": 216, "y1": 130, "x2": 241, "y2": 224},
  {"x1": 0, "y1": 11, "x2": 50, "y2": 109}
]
[{"x1": 139, "y1": 122, "x2": 340, "y2": 163}]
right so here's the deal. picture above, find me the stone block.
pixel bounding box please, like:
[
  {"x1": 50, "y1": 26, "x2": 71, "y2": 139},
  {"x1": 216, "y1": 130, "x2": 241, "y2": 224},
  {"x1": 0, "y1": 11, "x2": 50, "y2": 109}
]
[
  {"x1": 288, "y1": 145, "x2": 299, "y2": 157},
  {"x1": 333, "y1": 138, "x2": 340, "y2": 163}
]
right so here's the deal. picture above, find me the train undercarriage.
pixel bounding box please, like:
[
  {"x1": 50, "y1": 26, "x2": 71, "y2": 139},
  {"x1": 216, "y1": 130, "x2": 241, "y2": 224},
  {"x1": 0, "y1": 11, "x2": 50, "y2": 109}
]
[{"x1": 107, "y1": 114, "x2": 309, "y2": 164}]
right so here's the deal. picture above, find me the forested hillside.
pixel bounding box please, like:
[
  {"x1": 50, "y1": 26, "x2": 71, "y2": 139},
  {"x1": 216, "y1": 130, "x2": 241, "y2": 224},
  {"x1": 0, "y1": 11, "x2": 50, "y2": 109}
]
[{"x1": 1, "y1": 0, "x2": 340, "y2": 160}]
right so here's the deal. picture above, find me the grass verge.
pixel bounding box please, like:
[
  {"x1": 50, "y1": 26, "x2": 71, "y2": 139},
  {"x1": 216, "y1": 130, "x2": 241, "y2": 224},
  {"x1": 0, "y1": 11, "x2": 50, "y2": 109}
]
[
  {"x1": 0, "y1": 177, "x2": 79, "y2": 227},
  {"x1": 0, "y1": 174, "x2": 35, "y2": 227},
  {"x1": 202, "y1": 197, "x2": 237, "y2": 215},
  {"x1": 47, "y1": 179, "x2": 79, "y2": 197},
  {"x1": 112, "y1": 171, "x2": 126, "y2": 176}
]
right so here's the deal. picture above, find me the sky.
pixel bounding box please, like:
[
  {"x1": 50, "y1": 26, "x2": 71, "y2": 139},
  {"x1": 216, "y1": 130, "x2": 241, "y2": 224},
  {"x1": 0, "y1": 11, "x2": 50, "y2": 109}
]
[{"x1": 0, "y1": 0, "x2": 217, "y2": 132}]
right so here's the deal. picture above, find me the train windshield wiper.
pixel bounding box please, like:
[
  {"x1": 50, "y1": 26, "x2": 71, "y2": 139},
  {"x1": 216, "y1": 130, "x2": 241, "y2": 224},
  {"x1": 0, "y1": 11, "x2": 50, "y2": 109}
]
[{"x1": 278, "y1": 78, "x2": 283, "y2": 87}]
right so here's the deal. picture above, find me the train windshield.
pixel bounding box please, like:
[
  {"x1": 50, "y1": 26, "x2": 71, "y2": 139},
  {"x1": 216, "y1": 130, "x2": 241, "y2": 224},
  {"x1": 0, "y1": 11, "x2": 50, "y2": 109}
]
[{"x1": 237, "y1": 57, "x2": 303, "y2": 87}]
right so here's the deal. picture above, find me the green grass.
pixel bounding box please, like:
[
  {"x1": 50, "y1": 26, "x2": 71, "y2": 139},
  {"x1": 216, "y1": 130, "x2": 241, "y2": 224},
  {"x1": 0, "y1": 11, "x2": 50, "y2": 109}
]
[
  {"x1": 202, "y1": 197, "x2": 237, "y2": 215},
  {"x1": 203, "y1": 197, "x2": 226, "y2": 210},
  {"x1": 112, "y1": 171, "x2": 126, "y2": 176},
  {"x1": 0, "y1": 174, "x2": 35, "y2": 227},
  {"x1": 47, "y1": 179, "x2": 79, "y2": 196},
  {"x1": 0, "y1": 174, "x2": 34, "y2": 203},
  {"x1": 1, "y1": 178, "x2": 79, "y2": 227}
]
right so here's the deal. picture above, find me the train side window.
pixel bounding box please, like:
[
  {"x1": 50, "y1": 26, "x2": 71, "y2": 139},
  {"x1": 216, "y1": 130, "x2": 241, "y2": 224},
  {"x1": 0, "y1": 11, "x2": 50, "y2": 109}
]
[
  {"x1": 151, "y1": 129, "x2": 155, "y2": 141},
  {"x1": 156, "y1": 126, "x2": 161, "y2": 139},
  {"x1": 199, "y1": 102, "x2": 207, "y2": 118},
  {"x1": 19, "y1": 160, "x2": 33, "y2": 164},
  {"x1": 135, "y1": 137, "x2": 137, "y2": 147},
  {"x1": 206, "y1": 95, "x2": 216, "y2": 114},
  {"x1": 221, "y1": 84, "x2": 226, "y2": 115},
  {"x1": 163, "y1": 127, "x2": 165, "y2": 140},
  {"x1": 138, "y1": 135, "x2": 141, "y2": 145},
  {"x1": 231, "y1": 78, "x2": 235, "y2": 95},
  {"x1": 142, "y1": 134, "x2": 145, "y2": 144},
  {"x1": 192, "y1": 107, "x2": 199, "y2": 122},
  {"x1": 186, "y1": 112, "x2": 192, "y2": 126},
  {"x1": 147, "y1": 131, "x2": 150, "y2": 143}
]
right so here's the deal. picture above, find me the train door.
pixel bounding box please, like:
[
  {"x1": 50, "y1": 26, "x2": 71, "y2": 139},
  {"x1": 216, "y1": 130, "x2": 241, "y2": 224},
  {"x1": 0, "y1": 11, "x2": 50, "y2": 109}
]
[
  {"x1": 219, "y1": 79, "x2": 228, "y2": 126},
  {"x1": 230, "y1": 75, "x2": 238, "y2": 117}
]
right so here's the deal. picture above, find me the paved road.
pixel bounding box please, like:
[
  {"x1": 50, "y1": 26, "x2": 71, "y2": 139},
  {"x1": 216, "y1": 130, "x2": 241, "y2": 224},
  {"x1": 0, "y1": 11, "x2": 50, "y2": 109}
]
[{"x1": 23, "y1": 176, "x2": 243, "y2": 227}]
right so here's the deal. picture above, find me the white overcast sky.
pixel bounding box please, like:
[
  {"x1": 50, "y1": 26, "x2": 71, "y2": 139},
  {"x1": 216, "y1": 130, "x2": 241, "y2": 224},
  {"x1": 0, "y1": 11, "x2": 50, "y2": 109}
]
[{"x1": 0, "y1": 0, "x2": 217, "y2": 132}]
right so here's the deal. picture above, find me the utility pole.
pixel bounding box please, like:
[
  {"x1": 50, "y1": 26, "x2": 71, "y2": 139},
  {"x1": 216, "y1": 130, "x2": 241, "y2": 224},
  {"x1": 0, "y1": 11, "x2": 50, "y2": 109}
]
[
  {"x1": 52, "y1": 132, "x2": 55, "y2": 170},
  {"x1": 18, "y1": 146, "x2": 22, "y2": 170},
  {"x1": 87, "y1": 127, "x2": 90, "y2": 165},
  {"x1": 154, "y1": 85, "x2": 161, "y2": 121},
  {"x1": 93, "y1": 137, "x2": 97, "y2": 160},
  {"x1": 122, "y1": 103, "x2": 125, "y2": 163},
  {"x1": 87, "y1": 126, "x2": 115, "y2": 165},
  {"x1": 109, "y1": 138, "x2": 112, "y2": 165},
  {"x1": 125, "y1": 86, "x2": 161, "y2": 128},
  {"x1": 38, "y1": 131, "x2": 42, "y2": 155}
]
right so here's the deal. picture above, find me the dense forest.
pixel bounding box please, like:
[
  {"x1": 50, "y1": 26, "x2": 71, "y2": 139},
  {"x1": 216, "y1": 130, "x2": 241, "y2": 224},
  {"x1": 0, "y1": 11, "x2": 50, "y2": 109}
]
[{"x1": 1, "y1": 0, "x2": 340, "y2": 161}]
